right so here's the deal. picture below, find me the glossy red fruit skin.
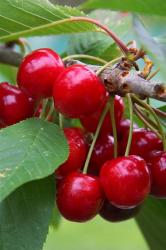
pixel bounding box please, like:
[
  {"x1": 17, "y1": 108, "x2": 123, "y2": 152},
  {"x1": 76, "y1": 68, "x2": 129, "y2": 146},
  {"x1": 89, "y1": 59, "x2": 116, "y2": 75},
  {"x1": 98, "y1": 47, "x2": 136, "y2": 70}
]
[
  {"x1": 55, "y1": 128, "x2": 88, "y2": 180},
  {"x1": 80, "y1": 95, "x2": 124, "y2": 134},
  {"x1": 53, "y1": 64, "x2": 106, "y2": 118},
  {"x1": 88, "y1": 134, "x2": 114, "y2": 176},
  {"x1": 117, "y1": 119, "x2": 138, "y2": 139},
  {"x1": 147, "y1": 151, "x2": 166, "y2": 198},
  {"x1": 100, "y1": 155, "x2": 151, "y2": 208},
  {"x1": 120, "y1": 128, "x2": 162, "y2": 159},
  {"x1": 17, "y1": 48, "x2": 64, "y2": 98},
  {"x1": 0, "y1": 82, "x2": 35, "y2": 126},
  {"x1": 99, "y1": 199, "x2": 140, "y2": 222},
  {"x1": 56, "y1": 172, "x2": 104, "y2": 222}
]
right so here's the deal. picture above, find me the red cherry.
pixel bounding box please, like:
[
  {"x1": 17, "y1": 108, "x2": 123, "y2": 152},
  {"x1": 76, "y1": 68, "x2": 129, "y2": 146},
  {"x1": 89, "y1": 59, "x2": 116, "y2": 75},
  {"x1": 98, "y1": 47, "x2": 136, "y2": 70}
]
[
  {"x1": 88, "y1": 133, "x2": 114, "y2": 176},
  {"x1": 0, "y1": 82, "x2": 35, "y2": 126},
  {"x1": 53, "y1": 64, "x2": 106, "y2": 118},
  {"x1": 147, "y1": 151, "x2": 166, "y2": 198},
  {"x1": 17, "y1": 48, "x2": 64, "y2": 98},
  {"x1": 55, "y1": 128, "x2": 88, "y2": 180},
  {"x1": 100, "y1": 155, "x2": 151, "y2": 208},
  {"x1": 56, "y1": 172, "x2": 104, "y2": 222},
  {"x1": 117, "y1": 119, "x2": 138, "y2": 139},
  {"x1": 120, "y1": 128, "x2": 162, "y2": 159},
  {"x1": 99, "y1": 199, "x2": 140, "y2": 222},
  {"x1": 80, "y1": 95, "x2": 124, "y2": 134}
]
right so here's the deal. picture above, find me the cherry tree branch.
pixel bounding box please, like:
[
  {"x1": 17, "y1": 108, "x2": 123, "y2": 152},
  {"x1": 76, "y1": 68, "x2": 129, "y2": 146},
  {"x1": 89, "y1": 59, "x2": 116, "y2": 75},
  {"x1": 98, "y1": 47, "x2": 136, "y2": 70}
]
[
  {"x1": 0, "y1": 48, "x2": 165, "y2": 102},
  {"x1": 65, "y1": 59, "x2": 166, "y2": 102},
  {"x1": 0, "y1": 47, "x2": 22, "y2": 67}
]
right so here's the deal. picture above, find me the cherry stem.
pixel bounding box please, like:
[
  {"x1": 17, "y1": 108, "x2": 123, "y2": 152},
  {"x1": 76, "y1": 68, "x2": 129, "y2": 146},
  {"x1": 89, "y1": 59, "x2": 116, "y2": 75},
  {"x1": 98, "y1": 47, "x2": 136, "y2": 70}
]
[
  {"x1": 109, "y1": 96, "x2": 118, "y2": 158},
  {"x1": 131, "y1": 94, "x2": 166, "y2": 151},
  {"x1": 147, "y1": 68, "x2": 160, "y2": 80},
  {"x1": 64, "y1": 17, "x2": 129, "y2": 55},
  {"x1": 144, "y1": 97, "x2": 150, "y2": 129},
  {"x1": 83, "y1": 102, "x2": 111, "y2": 174},
  {"x1": 134, "y1": 104, "x2": 158, "y2": 128},
  {"x1": 39, "y1": 99, "x2": 48, "y2": 120},
  {"x1": 153, "y1": 107, "x2": 166, "y2": 118},
  {"x1": 125, "y1": 94, "x2": 133, "y2": 157},
  {"x1": 59, "y1": 113, "x2": 64, "y2": 129},
  {"x1": 63, "y1": 54, "x2": 107, "y2": 64},
  {"x1": 33, "y1": 98, "x2": 42, "y2": 117},
  {"x1": 45, "y1": 99, "x2": 54, "y2": 121},
  {"x1": 96, "y1": 57, "x2": 121, "y2": 76},
  {"x1": 136, "y1": 105, "x2": 166, "y2": 127},
  {"x1": 134, "y1": 104, "x2": 161, "y2": 139}
]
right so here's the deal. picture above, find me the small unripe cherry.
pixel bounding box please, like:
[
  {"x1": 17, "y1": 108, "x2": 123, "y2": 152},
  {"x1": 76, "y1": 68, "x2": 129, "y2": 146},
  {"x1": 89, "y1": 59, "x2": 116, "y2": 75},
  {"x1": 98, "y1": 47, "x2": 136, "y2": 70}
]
[
  {"x1": 80, "y1": 95, "x2": 124, "y2": 134},
  {"x1": 17, "y1": 48, "x2": 64, "y2": 98},
  {"x1": 56, "y1": 172, "x2": 104, "y2": 222},
  {"x1": 53, "y1": 64, "x2": 106, "y2": 118},
  {"x1": 100, "y1": 155, "x2": 151, "y2": 208},
  {"x1": 55, "y1": 128, "x2": 88, "y2": 180},
  {"x1": 0, "y1": 82, "x2": 35, "y2": 126}
]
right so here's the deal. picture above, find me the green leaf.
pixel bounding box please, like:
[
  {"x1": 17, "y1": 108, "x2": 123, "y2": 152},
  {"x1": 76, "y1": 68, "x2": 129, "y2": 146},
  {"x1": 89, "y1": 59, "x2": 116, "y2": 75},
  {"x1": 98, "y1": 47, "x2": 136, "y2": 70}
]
[
  {"x1": 50, "y1": 204, "x2": 61, "y2": 230},
  {"x1": 0, "y1": 64, "x2": 17, "y2": 84},
  {"x1": 0, "y1": 176, "x2": 55, "y2": 250},
  {"x1": 80, "y1": 0, "x2": 166, "y2": 16},
  {"x1": 67, "y1": 10, "x2": 131, "y2": 60},
  {"x1": 0, "y1": 118, "x2": 68, "y2": 202},
  {"x1": 136, "y1": 197, "x2": 166, "y2": 250},
  {"x1": 133, "y1": 15, "x2": 166, "y2": 77},
  {"x1": 0, "y1": 0, "x2": 97, "y2": 43},
  {"x1": 157, "y1": 105, "x2": 166, "y2": 132}
]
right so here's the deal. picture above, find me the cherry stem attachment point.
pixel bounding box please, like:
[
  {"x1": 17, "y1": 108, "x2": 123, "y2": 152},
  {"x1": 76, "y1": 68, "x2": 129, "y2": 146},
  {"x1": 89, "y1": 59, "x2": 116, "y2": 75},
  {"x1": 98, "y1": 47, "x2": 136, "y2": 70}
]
[
  {"x1": 63, "y1": 54, "x2": 107, "y2": 65},
  {"x1": 83, "y1": 101, "x2": 111, "y2": 174},
  {"x1": 125, "y1": 94, "x2": 133, "y2": 156},
  {"x1": 109, "y1": 96, "x2": 118, "y2": 158}
]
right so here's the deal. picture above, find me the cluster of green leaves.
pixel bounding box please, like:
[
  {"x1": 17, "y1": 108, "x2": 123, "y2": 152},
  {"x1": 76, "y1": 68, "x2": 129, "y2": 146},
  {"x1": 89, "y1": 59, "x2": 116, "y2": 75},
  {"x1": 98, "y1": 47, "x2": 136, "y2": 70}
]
[{"x1": 0, "y1": 0, "x2": 165, "y2": 250}]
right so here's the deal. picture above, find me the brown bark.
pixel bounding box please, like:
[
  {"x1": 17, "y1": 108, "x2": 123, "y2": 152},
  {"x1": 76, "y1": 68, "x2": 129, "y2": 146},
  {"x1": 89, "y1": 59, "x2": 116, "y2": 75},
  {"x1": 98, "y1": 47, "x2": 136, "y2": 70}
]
[{"x1": 65, "y1": 59, "x2": 166, "y2": 102}]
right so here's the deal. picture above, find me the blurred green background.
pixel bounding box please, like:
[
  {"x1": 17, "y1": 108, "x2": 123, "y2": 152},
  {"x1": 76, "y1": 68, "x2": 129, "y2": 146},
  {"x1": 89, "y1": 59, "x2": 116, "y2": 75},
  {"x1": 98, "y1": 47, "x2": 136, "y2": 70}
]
[{"x1": 44, "y1": 217, "x2": 149, "y2": 250}]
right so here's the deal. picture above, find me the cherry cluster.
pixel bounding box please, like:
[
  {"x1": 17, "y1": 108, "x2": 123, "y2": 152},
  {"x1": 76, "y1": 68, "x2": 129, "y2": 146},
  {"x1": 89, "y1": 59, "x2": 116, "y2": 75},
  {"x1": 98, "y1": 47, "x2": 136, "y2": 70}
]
[{"x1": 0, "y1": 48, "x2": 165, "y2": 223}]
